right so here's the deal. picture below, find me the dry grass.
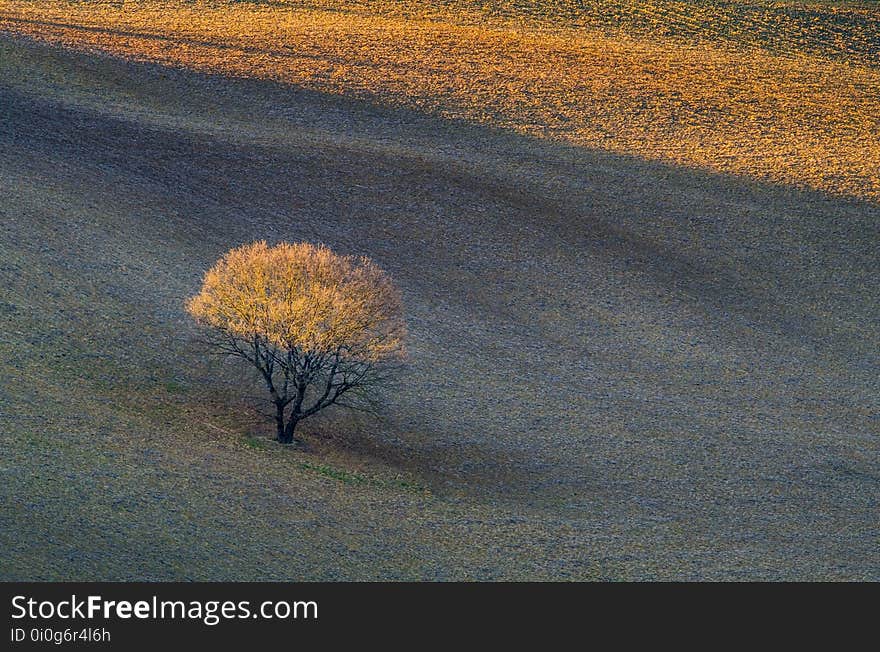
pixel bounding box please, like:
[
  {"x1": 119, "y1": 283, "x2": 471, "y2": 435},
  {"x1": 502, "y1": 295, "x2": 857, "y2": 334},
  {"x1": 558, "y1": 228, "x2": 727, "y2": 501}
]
[
  {"x1": 1, "y1": 0, "x2": 878, "y2": 201},
  {"x1": 1, "y1": 2, "x2": 878, "y2": 580}
]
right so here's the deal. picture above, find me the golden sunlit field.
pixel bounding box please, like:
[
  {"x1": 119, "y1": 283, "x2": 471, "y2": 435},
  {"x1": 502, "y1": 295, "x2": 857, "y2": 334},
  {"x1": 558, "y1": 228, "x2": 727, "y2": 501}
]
[
  {"x1": 1, "y1": 0, "x2": 878, "y2": 580},
  {"x1": 2, "y1": 0, "x2": 879, "y2": 200}
]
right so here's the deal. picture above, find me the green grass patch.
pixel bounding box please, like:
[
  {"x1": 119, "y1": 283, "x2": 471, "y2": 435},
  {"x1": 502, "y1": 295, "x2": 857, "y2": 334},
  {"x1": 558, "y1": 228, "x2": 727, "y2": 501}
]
[
  {"x1": 241, "y1": 434, "x2": 270, "y2": 451},
  {"x1": 300, "y1": 461, "x2": 369, "y2": 485}
]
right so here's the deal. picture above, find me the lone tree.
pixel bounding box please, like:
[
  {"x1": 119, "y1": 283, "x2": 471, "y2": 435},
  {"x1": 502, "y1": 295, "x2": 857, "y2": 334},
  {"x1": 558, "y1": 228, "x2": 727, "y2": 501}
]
[{"x1": 187, "y1": 241, "x2": 406, "y2": 444}]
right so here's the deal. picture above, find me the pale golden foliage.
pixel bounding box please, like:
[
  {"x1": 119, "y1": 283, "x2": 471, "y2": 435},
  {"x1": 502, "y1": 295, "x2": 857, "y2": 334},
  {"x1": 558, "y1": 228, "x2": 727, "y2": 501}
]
[{"x1": 187, "y1": 241, "x2": 406, "y2": 362}]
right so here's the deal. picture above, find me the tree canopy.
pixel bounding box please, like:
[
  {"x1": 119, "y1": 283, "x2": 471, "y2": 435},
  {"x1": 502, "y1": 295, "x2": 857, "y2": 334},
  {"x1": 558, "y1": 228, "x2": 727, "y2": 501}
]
[{"x1": 188, "y1": 241, "x2": 406, "y2": 443}]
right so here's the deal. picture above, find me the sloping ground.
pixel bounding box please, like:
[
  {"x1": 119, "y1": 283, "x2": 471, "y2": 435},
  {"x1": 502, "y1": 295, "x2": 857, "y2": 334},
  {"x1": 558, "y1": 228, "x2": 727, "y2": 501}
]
[
  {"x1": 1, "y1": 1, "x2": 879, "y2": 203},
  {"x1": 299, "y1": 0, "x2": 880, "y2": 66},
  {"x1": 0, "y1": 25, "x2": 878, "y2": 577}
]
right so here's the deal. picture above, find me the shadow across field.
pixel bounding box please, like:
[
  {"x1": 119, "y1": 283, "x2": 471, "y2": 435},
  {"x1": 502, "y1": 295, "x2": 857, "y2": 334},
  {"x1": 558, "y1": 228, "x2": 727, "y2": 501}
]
[{"x1": 1, "y1": 36, "x2": 878, "y2": 579}]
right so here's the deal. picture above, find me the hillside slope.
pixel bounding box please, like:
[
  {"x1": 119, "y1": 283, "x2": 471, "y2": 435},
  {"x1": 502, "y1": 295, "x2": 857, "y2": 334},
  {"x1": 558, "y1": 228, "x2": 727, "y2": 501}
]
[
  {"x1": 2, "y1": 1, "x2": 879, "y2": 201},
  {"x1": 0, "y1": 27, "x2": 878, "y2": 578}
]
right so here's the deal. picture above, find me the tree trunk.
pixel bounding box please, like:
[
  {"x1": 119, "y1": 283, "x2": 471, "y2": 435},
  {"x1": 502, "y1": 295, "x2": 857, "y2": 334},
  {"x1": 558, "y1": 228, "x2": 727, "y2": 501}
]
[
  {"x1": 279, "y1": 382, "x2": 306, "y2": 445},
  {"x1": 280, "y1": 412, "x2": 300, "y2": 445}
]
